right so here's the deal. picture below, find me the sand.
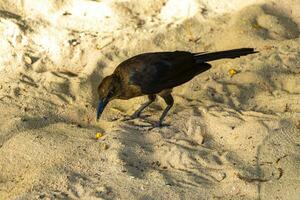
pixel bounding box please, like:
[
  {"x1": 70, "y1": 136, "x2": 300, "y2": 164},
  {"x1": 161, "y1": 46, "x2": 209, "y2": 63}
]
[{"x1": 0, "y1": 0, "x2": 300, "y2": 199}]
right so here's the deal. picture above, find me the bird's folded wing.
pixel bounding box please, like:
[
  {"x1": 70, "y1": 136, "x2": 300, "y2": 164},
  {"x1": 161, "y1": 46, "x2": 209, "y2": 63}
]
[{"x1": 119, "y1": 51, "x2": 197, "y2": 93}]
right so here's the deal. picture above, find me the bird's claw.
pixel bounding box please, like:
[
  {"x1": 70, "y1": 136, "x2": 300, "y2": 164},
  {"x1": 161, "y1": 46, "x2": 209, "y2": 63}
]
[
  {"x1": 121, "y1": 114, "x2": 139, "y2": 121},
  {"x1": 152, "y1": 121, "x2": 170, "y2": 128},
  {"x1": 121, "y1": 116, "x2": 132, "y2": 122},
  {"x1": 155, "y1": 122, "x2": 163, "y2": 127}
]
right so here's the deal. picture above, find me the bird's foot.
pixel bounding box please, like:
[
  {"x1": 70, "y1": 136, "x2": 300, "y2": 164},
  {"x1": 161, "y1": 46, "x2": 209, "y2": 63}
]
[
  {"x1": 145, "y1": 123, "x2": 170, "y2": 131},
  {"x1": 121, "y1": 116, "x2": 133, "y2": 122},
  {"x1": 121, "y1": 113, "x2": 140, "y2": 121},
  {"x1": 151, "y1": 121, "x2": 170, "y2": 129}
]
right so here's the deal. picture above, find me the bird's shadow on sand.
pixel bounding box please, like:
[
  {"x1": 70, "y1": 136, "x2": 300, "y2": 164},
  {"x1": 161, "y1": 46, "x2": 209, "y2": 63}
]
[
  {"x1": 116, "y1": 116, "x2": 271, "y2": 195},
  {"x1": 116, "y1": 123, "x2": 217, "y2": 189}
]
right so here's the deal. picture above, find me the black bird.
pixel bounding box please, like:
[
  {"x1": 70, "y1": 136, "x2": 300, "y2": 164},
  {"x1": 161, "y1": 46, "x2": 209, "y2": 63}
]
[{"x1": 96, "y1": 48, "x2": 257, "y2": 126}]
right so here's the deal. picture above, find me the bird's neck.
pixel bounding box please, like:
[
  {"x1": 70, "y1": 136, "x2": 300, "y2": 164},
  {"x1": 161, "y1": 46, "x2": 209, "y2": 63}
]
[{"x1": 110, "y1": 75, "x2": 122, "y2": 99}]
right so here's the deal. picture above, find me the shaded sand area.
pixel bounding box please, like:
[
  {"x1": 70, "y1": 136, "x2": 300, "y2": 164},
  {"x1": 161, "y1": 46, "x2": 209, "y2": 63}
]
[{"x1": 0, "y1": 0, "x2": 300, "y2": 199}]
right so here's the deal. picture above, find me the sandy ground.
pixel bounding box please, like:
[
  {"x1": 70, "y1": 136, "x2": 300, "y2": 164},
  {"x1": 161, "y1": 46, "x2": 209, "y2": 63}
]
[{"x1": 0, "y1": 0, "x2": 300, "y2": 199}]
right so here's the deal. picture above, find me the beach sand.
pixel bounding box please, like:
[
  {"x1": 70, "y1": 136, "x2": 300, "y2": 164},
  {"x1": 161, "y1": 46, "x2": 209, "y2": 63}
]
[{"x1": 0, "y1": 0, "x2": 299, "y2": 199}]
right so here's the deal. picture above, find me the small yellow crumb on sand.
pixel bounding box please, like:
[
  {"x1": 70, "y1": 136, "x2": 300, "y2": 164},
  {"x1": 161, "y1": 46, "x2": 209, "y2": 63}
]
[
  {"x1": 228, "y1": 69, "x2": 238, "y2": 77},
  {"x1": 95, "y1": 132, "x2": 104, "y2": 139}
]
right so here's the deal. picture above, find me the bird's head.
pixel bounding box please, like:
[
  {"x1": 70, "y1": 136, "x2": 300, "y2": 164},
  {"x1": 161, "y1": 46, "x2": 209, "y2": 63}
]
[{"x1": 96, "y1": 75, "x2": 121, "y2": 121}]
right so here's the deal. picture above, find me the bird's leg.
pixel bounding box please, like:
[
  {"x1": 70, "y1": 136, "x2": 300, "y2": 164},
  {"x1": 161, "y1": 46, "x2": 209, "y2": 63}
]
[
  {"x1": 131, "y1": 94, "x2": 156, "y2": 119},
  {"x1": 157, "y1": 92, "x2": 174, "y2": 127},
  {"x1": 122, "y1": 95, "x2": 155, "y2": 121}
]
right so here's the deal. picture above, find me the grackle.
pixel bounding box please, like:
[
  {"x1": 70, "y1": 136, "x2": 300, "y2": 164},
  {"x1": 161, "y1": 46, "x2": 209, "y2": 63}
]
[{"x1": 96, "y1": 48, "x2": 257, "y2": 126}]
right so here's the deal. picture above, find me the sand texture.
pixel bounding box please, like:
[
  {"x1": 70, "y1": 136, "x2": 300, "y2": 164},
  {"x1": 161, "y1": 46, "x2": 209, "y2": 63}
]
[{"x1": 0, "y1": 0, "x2": 300, "y2": 199}]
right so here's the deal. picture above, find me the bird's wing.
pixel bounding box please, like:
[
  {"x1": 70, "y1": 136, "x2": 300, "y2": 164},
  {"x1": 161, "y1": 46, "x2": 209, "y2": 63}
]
[{"x1": 116, "y1": 51, "x2": 204, "y2": 94}]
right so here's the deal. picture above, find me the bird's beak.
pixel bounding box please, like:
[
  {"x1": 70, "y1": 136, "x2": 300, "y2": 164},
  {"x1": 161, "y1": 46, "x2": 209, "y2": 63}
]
[{"x1": 96, "y1": 97, "x2": 109, "y2": 121}]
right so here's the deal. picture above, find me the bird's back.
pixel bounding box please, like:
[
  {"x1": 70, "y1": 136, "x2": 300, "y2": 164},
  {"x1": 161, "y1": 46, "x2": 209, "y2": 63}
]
[{"x1": 114, "y1": 51, "x2": 208, "y2": 94}]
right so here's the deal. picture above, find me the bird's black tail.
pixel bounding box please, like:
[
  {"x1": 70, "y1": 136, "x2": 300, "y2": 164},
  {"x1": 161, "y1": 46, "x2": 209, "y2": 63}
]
[{"x1": 193, "y1": 48, "x2": 258, "y2": 63}]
